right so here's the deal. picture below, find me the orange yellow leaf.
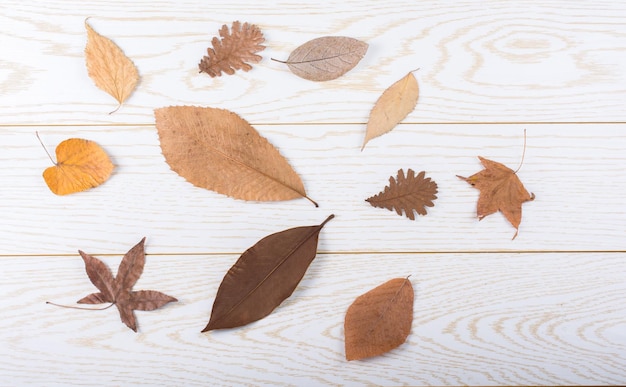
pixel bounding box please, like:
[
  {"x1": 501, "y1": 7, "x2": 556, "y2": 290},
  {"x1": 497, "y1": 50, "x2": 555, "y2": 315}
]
[
  {"x1": 84, "y1": 19, "x2": 139, "y2": 113},
  {"x1": 42, "y1": 138, "x2": 114, "y2": 195},
  {"x1": 362, "y1": 71, "x2": 419, "y2": 150}
]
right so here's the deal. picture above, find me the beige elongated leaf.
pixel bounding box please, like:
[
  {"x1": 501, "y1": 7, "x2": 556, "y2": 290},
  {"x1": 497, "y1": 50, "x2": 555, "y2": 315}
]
[
  {"x1": 154, "y1": 106, "x2": 316, "y2": 206},
  {"x1": 362, "y1": 72, "x2": 419, "y2": 150},
  {"x1": 273, "y1": 36, "x2": 368, "y2": 81},
  {"x1": 345, "y1": 277, "x2": 414, "y2": 361},
  {"x1": 85, "y1": 19, "x2": 139, "y2": 113}
]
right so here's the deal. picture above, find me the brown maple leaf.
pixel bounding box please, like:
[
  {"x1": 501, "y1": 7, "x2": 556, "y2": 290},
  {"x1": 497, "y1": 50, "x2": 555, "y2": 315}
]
[
  {"x1": 457, "y1": 156, "x2": 535, "y2": 239},
  {"x1": 199, "y1": 21, "x2": 265, "y2": 77},
  {"x1": 77, "y1": 238, "x2": 177, "y2": 331},
  {"x1": 366, "y1": 169, "x2": 438, "y2": 220}
]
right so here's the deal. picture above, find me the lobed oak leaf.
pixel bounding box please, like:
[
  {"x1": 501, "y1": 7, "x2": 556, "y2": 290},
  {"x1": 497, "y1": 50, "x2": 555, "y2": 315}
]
[
  {"x1": 362, "y1": 71, "x2": 419, "y2": 150},
  {"x1": 154, "y1": 106, "x2": 316, "y2": 206},
  {"x1": 199, "y1": 21, "x2": 265, "y2": 77},
  {"x1": 345, "y1": 277, "x2": 414, "y2": 361},
  {"x1": 74, "y1": 238, "x2": 177, "y2": 332},
  {"x1": 366, "y1": 169, "x2": 438, "y2": 220},
  {"x1": 458, "y1": 156, "x2": 535, "y2": 239},
  {"x1": 203, "y1": 215, "x2": 334, "y2": 332},
  {"x1": 272, "y1": 36, "x2": 368, "y2": 81},
  {"x1": 84, "y1": 19, "x2": 139, "y2": 113},
  {"x1": 39, "y1": 136, "x2": 114, "y2": 195}
]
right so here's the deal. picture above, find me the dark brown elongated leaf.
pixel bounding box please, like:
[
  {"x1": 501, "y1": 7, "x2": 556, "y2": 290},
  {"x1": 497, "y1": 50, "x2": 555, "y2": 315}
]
[
  {"x1": 154, "y1": 106, "x2": 317, "y2": 206},
  {"x1": 202, "y1": 214, "x2": 334, "y2": 332},
  {"x1": 366, "y1": 169, "x2": 438, "y2": 220},
  {"x1": 272, "y1": 36, "x2": 368, "y2": 81},
  {"x1": 199, "y1": 21, "x2": 265, "y2": 77},
  {"x1": 345, "y1": 277, "x2": 414, "y2": 361},
  {"x1": 71, "y1": 238, "x2": 177, "y2": 332}
]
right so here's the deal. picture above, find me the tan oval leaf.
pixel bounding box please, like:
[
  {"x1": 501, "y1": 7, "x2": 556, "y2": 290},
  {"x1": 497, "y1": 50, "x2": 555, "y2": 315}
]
[
  {"x1": 345, "y1": 277, "x2": 413, "y2": 361},
  {"x1": 41, "y1": 137, "x2": 114, "y2": 195},
  {"x1": 154, "y1": 106, "x2": 316, "y2": 206},
  {"x1": 273, "y1": 36, "x2": 368, "y2": 81},
  {"x1": 203, "y1": 215, "x2": 334, "y2": 332},
  {"x1": 85, "y1": 19, "x2": 139, "y2": 113},
  {"x1": 362, "y1": 71, "x2": 419, "y2": 150}
]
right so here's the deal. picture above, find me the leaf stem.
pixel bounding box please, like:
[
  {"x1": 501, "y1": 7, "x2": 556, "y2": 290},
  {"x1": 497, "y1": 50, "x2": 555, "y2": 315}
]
[
  {"x1": 270, "y1": 58, "x2": 287, "y2": 64},
  {"x1": 36, "y1": 131, "x2": 57, "y2": 165},
  {"x1": 305, "y1": 196, "x2": 319, "y2": 207},
  {"x1": 514, "y1": 129, "x2": 527, "y2": 174},
  {"x1": 46, "y1": 301, "x2": 115, "y2": 311},
  {"x1": 319, "y1": 214, "x2": 335, "y2": 228}
]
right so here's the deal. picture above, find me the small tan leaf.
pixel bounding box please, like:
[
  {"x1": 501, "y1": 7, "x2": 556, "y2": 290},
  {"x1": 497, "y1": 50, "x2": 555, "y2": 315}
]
[
  {"x1": 273, "y1": 36, "x2": 368, "y2": 81},
  {"x1": 366, "y1": 169, "x2": 438, "y2": 220},
  {"x1": 41, "y1": 137, "x2": 114, "y2": 196},
  {"x1": 85, "y1": 19, "x2": 139, "y2": 113},
  {"x1": 345, "y1": 277, "x2": 414, "y2": 361},
  {"x1": 154, "y1": 106, "x2": 316, "y2": 206},
  {"x1": 199, "y1": 21, "x2": 265, "y2": 77},
  {"x1": 203, "y1": 215, "x2": 334, "y2": 332},
  {"x1": 362, "y1": 72, "x2": 419, "y2": 150}
]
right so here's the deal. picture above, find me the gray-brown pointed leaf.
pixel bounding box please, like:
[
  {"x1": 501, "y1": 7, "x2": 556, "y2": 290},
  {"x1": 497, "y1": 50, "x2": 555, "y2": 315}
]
[
  {"x1": 345, "y1": 278, "x2": 414, "y2": 361},
  {"x1": 202, "y1": 215, "x2": 334, "y2": 332},
  {"x1": 274, "y1": 36, "x2": 368, "y2": 81}
]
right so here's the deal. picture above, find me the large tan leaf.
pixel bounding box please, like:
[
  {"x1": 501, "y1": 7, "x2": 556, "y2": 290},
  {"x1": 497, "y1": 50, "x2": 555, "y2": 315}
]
[
  {"x1": 344, "y1": 277, "x2": 414, "y2": 360},
  {"x1": 362, "y1": 71, "x2": 419, "y2": 150},
  {"x1": 154, "y1": 106, "x2": 316, "y2": 205},
  {"x1": 273, "y1": 36, "x2": 368, "y2": 81},
  {"x1": 84, "y1": 19, "x2": 139, "y2": 113}
]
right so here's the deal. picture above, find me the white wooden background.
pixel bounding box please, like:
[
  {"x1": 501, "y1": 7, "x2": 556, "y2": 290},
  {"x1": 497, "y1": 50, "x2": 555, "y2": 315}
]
[{"x1": 2, "y1": 1, "x2": 626, "y2": 385}]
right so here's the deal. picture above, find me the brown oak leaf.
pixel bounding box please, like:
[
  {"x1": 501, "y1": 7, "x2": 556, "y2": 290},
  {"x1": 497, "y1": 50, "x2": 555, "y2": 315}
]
[
  {"x1": 344, "y1": 277, "x2": 414, "y2": 361},
  {"x1": 199, "y1": 21, "x2": 265, "y2": 77},
  {"x1": 457, "y1": 156, "x2": 535, "y2": 239},
  {"x1": 203, "y1": 215, "x2": 333, "y2": 332},
  {"x1": 366, "y1": 169, "x2": 438, "y2": 220},
  {"x1": 76, "y1": 238, "x2": 177, "y2": 332}
]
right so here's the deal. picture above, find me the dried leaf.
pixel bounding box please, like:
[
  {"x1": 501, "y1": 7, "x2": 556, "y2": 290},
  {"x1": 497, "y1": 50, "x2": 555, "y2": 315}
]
[
  {"x1": 366, "y1": 169, "x2": 438, "y2": 220},
  {"x1": 457, "y1": 156, "x2": 535, "y2": 239},
  {"x1": 40, "y1": 137, "x2": 114, "y2": 195},
  {"x1": 84, "y1": 19, "x2": 139, "y2": 113},
  {"x1": 202, "y1": 214, "x2": 334, "y2": 332},
  {"x1": 273, "y1": 36, "x2": 368, "y2": 81},
  {"x1": 199, "y1": 21, "x2": 265, "y2": 77},
  {"x1": 362, "y1": 72, "x2": 419, "y2": 150},
  {"x1": 154, "y1": 106, "x2": 316, "y2": 206},
  {"x1": 345, "y1": 277, "x2": 414, "y2": 361},
  {"x1": 76, "y1": 238, "x2": 177, "y2": 332}
]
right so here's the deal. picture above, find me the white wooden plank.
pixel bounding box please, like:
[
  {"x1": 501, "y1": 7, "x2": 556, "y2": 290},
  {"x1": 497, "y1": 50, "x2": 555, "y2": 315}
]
[
  {"x1": 1, "y1": 124, "x2": 625, "y2": 255},
  {"x1": 2, "y1": 0, "x2": 626, "y2": 125},
  {"x1": 1, "y1": 252, "x2": 625, "y2": 385}
]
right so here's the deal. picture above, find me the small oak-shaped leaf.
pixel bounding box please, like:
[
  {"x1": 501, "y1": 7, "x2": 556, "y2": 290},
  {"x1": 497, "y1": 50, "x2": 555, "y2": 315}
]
[
  {"x1": 273, "y1": 36, "x2": 368, "y2": 81},
  {"x1": 76, "y1": 238, "x2": 177, "y2": 332},
  {"x1": 457, "y1": 156, "x2": 535, "y2": 239},
  {"x1": 366, "y1": 169, "x2": 438, "y2": 220},
  {"x1": 41, "y1": 137, "x2": 114, "y2": 195},
  {"x1": 154, "y1": 106, "x2": 316, "y2": 206},
  {"x1": 345, "y1": 277, "x2": 414, "y2": 361},
  {"x1": 199, "y1": 21, "x2": 265, "y2": 77},
  {"x1": 202, "y1": 215, "x2": 334, "y2": 332},
  {"x1": 84, "y1": 19, "x2": 139, "y2": 113},
  {"x1": 362, "y1": 71, "x2": 419, "y2": 150}
]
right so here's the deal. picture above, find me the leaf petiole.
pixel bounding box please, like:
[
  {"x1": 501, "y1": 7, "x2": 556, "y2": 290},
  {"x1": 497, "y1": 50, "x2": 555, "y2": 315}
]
[{"x1": 46, "y1": 301, "x2": 115, "y2": 311}]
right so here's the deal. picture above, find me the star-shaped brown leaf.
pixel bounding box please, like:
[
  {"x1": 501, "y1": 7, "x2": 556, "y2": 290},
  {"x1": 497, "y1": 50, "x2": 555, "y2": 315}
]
[
  {"x1": 457, "y1": 156, "x2": 535, "y2": 239},
  {"x1": 77, "y1": 238, "x2": 177, "y2": 331}
]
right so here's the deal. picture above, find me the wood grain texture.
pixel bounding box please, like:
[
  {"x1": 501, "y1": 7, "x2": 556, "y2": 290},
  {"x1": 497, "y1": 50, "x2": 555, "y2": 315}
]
[
  {"x1": 1, "y1": 124, "x2": 624, "y2": 255},
  {"x1": 2, "y1": 1, "x2": 626, "y2": 124},
  {"x1": 2, "y1": 1, "x2": 626, "y2": 386},
  {"x1": 1, "y1": 253, "x2": 625, "y2": 386}
]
